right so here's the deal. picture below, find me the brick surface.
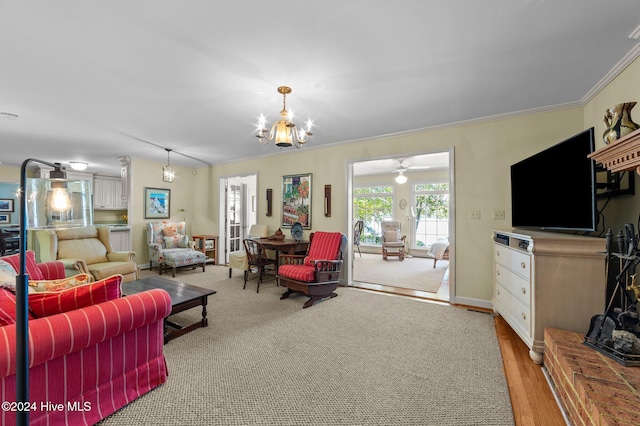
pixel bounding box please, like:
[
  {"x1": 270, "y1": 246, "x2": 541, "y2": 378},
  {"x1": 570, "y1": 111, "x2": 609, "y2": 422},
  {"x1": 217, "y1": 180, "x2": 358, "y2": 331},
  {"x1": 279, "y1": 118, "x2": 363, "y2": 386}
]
[{"x1": 544, "y1": 328, "x2": 640, "y2": 426}]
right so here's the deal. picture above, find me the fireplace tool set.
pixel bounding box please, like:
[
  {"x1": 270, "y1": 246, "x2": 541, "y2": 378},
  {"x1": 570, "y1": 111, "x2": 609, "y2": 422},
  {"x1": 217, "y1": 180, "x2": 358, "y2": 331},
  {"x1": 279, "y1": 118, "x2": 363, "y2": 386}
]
[{"x1": 584, "y1": 224, "x2": 640, "y2": 366}]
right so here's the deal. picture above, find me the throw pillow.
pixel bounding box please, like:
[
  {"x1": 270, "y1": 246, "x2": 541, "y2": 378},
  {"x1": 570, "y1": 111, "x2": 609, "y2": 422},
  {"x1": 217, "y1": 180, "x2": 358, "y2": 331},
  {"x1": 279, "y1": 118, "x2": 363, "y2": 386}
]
[
  {"x1": 0, "y1": 288, "x2": 18, "y2": 326},
  {"x1": 28, "y1": 273, "x2": 91, "y2": 293},
  {"x1": 384, "y1": 230, "x2": 398, "y2": 242},
  {"x1": 164, "y1": 236, "x2": 180, "y2": 249},
  {"x1": 0, "y1": 260, "x2": 17, "y2": 290},
  {"x1": 0, "y1": 288, "x2": 34, "y2": 326},
  {"x1": 162, "y1": 225, "x2": 178, "y2": 237},
  {"x1": 1, "y1": 250, "x2": 45, "y2": 281},
  {"x1": 28, "y1": 274, "x2": 123, "y2": 318},
  {"x1": 177, "y1": 234, "x2": 189, "y2": 248}
]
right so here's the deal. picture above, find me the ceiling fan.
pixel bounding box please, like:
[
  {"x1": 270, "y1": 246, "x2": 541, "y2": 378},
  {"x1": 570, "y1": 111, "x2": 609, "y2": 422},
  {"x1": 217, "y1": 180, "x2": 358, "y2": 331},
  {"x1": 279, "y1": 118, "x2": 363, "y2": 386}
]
[{"x1": 393, "y1": 159, "x2": 430, "y2": 184}]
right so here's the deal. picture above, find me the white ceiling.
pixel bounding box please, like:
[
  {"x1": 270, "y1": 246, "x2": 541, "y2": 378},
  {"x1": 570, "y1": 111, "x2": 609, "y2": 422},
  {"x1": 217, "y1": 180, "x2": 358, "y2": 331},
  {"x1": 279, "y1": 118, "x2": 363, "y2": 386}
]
[{"x1": 1, "y1": 1, "x2": 639, "y2": 176}]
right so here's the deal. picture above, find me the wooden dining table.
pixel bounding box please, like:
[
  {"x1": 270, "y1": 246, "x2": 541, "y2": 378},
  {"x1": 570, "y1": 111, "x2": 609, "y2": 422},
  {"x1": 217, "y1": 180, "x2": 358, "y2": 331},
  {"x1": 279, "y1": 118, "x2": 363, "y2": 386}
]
[{"x1": 259, "y1": 238, "x2": 309, "y2": 268}]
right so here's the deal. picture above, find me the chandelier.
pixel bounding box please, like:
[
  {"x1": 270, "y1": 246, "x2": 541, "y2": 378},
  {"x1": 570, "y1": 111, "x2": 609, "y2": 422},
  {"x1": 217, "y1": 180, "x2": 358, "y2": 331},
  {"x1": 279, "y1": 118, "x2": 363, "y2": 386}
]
[
  {"x1": 163, "y1": 148, "x2": 175, "y2": 183},
  {"x1": 256, "y1": 86, "x2": 313, "y2": 148}
]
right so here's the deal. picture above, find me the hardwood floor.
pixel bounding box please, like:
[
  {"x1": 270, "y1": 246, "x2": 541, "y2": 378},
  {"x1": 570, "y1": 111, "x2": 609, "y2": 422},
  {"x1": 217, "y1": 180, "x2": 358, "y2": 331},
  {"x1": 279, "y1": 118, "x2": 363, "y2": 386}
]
[{"x1": 494, "y1": 315, "x2": 566, "y2": 426}]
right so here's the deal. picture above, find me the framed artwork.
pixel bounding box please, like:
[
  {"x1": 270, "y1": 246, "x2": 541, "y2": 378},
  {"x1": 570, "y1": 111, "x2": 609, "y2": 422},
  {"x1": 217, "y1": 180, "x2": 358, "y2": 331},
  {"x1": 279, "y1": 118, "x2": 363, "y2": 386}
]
[
  {"x1": 0, "y1": 199, "x2": 14, "y2": 212},
  {"x1": 144, "y1": 187, "x2": 170, "y2": 219},
  {"x1": 205, "y1": 240, "x2": 215, "y2": 249},
  {"x1": 282, "y1": 173, "x2": 312, "y2": 229},
  {"x1": 0, "y1": 214, "x2": 9, "y2": 224}
]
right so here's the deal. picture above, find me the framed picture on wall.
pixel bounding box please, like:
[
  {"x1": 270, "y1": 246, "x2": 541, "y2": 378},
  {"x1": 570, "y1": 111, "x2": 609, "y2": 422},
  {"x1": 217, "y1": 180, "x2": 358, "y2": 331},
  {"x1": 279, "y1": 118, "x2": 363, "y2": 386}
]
[
  {"x1": 282, "y1": 173, "x2": 312, "y2": 229},
  {"x1": 0, "y1": 214, "x2": 10, "y2": 224},
  {"x1": 0, "y1": 199, "x2": 14, "y2": 212},
  {"x1": 144, "y1": 187, "x2": 170, "y2": 219}
]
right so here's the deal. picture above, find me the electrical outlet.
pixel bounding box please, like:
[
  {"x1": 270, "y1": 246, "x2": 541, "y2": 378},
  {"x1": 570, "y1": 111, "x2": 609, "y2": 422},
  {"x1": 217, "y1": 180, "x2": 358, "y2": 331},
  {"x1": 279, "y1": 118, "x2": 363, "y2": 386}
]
[
  {"x1": 492, "y1": 209, "x2": 505, "y2": 220},
  {"x1": 469, "y1": 210, "x2": 481, "y2": 220}
]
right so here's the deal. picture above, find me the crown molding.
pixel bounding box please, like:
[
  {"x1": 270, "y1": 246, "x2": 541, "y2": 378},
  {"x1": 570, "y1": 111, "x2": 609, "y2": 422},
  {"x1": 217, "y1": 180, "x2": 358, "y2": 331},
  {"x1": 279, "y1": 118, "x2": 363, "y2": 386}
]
[{"x1": 581, "y1": 42, "x2": 640, "y2": 104}]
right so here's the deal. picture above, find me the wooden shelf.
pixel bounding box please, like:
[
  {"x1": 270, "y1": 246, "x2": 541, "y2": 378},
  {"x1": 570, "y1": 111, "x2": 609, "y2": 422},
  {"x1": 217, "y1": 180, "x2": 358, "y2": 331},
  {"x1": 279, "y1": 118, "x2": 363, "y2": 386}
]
[{"x1": 588, "y1": 128, "x2": 640, "y2": 173}]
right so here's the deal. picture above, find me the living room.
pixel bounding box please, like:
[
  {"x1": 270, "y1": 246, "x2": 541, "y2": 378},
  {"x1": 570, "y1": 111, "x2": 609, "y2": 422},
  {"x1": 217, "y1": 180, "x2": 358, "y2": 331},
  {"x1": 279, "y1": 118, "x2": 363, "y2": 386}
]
[{"x1": 2, "y1": 2, "x2": 640, "y2": 425}]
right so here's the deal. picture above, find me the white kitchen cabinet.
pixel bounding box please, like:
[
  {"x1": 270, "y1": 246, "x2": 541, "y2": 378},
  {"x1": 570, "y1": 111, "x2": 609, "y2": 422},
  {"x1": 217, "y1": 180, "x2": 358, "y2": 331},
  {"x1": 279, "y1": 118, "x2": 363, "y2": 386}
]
[
  {"x1": 492, "y1": 229, "x2": 605, "y2": 364},
  {"x1": 93, "y1": 177, "x2": 120, "y2": 210},
  {"x1": 109, "y1": 229, "x2": 130, "y2": 251}
]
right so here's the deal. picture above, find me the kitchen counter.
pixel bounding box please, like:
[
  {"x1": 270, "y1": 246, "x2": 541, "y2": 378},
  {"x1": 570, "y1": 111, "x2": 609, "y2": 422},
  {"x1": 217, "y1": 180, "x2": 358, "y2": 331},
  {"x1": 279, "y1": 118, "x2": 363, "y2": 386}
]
[{"x1": 96, "y1": 224, "x2": 130, "y2": 232}]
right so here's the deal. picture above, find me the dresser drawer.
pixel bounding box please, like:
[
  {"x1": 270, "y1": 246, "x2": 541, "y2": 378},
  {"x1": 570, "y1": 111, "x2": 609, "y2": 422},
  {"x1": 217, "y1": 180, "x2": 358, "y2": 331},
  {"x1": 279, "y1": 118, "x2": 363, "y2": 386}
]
[
  {"x1": 494, "y1": 244, "x2": 530, "y2": 280},
  {"x1": 495, "y1": 283, "x2": 531, "y2": 337},
  {"x1": 495, "y1": 263, "x2": 530, "y2": 307}
]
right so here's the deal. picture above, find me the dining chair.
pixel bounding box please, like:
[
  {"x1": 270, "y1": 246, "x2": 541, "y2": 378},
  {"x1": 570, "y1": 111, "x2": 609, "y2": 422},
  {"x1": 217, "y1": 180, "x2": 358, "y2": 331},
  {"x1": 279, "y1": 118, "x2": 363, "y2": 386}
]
[{"x1": 243, "y1": 238, "x2": 276, "y2": 293}]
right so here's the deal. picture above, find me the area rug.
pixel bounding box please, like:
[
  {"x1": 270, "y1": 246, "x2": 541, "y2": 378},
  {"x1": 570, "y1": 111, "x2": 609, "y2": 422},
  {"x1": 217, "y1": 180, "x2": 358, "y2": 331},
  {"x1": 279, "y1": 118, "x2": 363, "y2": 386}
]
[
  {"x1": 100, "y1": 266, "x2": 513, "y2": 426},
  {"x1": 353, "y1": 253, "x2": 448, "y2": 292}
]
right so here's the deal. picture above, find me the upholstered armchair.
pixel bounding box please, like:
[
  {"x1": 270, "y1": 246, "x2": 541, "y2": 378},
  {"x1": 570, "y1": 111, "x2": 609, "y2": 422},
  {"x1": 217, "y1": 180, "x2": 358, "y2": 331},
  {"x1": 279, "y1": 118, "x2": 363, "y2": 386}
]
[
  {"x1": 146, "y1": 221, "x2": 206, "y2": 277},
  {"x1": 277, "y1": 231, "x2": 347, "y2": 308},
  {"x1": 381, "y1": 221, "x2": 406, "y2": 261},
  {"x1": 228, "y1": 224, "x2": 269, "y2": 279},
  {"x1": 33, "y1": 226, "x2": 139, "y2": 282}
]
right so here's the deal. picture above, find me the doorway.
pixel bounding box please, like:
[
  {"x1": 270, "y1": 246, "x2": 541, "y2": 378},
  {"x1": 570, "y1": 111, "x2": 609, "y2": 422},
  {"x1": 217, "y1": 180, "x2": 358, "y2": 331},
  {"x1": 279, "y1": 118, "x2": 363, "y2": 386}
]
[
  {"x1": 348, "y1": 149, "x2": 455, "y2": 303},
  {"x1": 218, "y1": 174, "x2": 258, "y2": 265}
]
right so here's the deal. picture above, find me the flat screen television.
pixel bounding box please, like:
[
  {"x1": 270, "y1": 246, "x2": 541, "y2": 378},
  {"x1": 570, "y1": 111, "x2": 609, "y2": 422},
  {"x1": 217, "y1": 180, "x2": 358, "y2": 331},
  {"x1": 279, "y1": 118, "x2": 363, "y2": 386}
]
[{"x1": 510, "y1": 127, "x2": 596, "y2": 232}]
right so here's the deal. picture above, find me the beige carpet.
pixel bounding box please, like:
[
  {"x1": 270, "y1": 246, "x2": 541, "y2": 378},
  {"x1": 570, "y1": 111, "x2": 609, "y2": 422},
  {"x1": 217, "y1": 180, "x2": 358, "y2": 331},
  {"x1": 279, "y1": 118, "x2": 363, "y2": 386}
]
[
  {"x1": 100, "y1": 266, "x2": 513, "y2": 426},
  {"x1": 353, "y1": 253, "x2": 448, "y2": 292}
]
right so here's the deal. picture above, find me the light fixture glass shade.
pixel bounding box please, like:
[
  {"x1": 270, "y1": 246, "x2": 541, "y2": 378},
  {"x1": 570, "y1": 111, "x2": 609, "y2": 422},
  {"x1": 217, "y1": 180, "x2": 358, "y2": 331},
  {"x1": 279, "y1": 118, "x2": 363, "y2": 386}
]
[
  {"x1": 50, "y1": 182, "x2": 70, "y2": 211},
  {"x1": 395, "y1": 171, "x2": 408, "y2": 184},
  {"x1": 163, "y1": 164, "x2": 175, "y2": 183},
  {"x1": 25, "y1": 178, "x2": 93, "y2": 229},
  {"x1": 69, "y1": 161, "x2": 88, "y2": 171},
  {"x1": 163, "y1": 149, "x2": 175, "y2": 183}
]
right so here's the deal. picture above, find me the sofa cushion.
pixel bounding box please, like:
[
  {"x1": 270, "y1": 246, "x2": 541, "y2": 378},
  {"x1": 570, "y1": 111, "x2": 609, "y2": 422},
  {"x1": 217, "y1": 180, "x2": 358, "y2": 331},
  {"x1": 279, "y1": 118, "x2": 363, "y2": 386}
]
[
  {"x1": 304, "y1": 232, "x2": 343, "y2": 266},
  {"x1": 0, "y1": 260, "x2": 16, "y2": 290},
  {"x1": 55, "y1": 226, "x2": 99, "y2": 240},
  {"x1": 278, "y1": 264, "x2": 316, "y2": 282},
  {"x1": 1, "y1": 250, "x2": 46, "y2": 280},
  {"x1": 28, "y1": 274, "x2": 123, "y2": 318},
  {"x1": 164, "y1": 236, "x2": 180, "y2": 248},
  {"x1": 28, "y1": 273, "x2": 91, "y2": 293},
  {"x1": 57, "y1": 238, "x2": 109, "y2": 264},
  {"x1": 88, "y1": 261, "x2": 138, "y2": 281}
]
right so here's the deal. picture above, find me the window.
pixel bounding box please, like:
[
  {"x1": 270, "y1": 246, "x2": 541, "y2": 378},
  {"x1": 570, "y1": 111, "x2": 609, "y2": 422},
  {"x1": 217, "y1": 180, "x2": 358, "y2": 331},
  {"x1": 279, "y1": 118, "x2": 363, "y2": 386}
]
[
  {"x1": 353, "y1": 186, "x2": 393, "y2": 245},
  {"x1": 413, "y1": 183, "x2": 449, "y2": 247}
]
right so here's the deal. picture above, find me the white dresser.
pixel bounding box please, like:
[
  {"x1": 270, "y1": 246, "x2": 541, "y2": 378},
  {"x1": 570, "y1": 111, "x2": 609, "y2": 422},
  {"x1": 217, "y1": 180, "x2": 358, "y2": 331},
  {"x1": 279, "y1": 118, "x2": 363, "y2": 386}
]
[{"x1": 492, "y1": 229, "x2": 605, "y2": 363}]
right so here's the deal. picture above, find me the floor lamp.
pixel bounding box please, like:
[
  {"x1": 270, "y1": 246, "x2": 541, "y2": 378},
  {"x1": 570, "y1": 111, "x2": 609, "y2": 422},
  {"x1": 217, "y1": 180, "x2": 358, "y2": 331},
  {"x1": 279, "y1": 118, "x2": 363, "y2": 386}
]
[
  {"x1": 15, "y1": 159, "x2": 69, "y2": 426},
  {"x1": 403, "y1": 207, "x2": 416, "y2": 258}
]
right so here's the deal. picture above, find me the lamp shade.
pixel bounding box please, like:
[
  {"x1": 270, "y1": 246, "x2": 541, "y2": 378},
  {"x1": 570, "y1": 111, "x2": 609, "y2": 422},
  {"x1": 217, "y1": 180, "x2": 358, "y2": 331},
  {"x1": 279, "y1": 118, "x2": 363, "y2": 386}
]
[
  {"x1": 25, "y1": 178, "x2": 93, "y2": 229},
  {"x1": 395, "y1": 171, "x2": 408, "y2": 184}
]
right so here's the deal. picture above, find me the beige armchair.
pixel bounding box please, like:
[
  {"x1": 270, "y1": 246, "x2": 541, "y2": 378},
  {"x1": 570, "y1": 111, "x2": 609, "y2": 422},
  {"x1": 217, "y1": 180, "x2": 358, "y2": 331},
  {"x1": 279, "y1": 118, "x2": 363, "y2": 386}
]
[
  {"x1": 228, "y1": 224, "x2": 269, "y2": 279},
  {"x1": 381, "y1": 221, "x2": 406, "y2": 261},
  {"x1": 34, "y1": 226, "x2": 139, "y2": 282}
]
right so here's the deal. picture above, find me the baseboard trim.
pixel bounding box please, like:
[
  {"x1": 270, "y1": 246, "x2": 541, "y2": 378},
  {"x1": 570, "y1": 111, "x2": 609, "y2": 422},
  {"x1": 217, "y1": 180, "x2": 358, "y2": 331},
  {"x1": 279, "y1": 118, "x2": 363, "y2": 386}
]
[{"x1": 451, "y1": 296, "x2": 492, "y2": 310}]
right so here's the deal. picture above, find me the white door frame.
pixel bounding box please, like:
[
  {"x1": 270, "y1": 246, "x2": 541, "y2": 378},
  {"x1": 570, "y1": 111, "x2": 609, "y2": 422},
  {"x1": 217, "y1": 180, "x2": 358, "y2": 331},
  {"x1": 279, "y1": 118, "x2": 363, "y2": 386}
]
[{"x1": 346, "y1": 147, "x2": 456, "y2": 303}]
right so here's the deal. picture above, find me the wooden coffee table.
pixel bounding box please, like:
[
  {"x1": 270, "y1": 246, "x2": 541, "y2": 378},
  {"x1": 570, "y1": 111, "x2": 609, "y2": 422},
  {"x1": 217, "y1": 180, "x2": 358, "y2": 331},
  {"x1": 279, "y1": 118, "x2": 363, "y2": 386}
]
[{"x1": 121, "y1": 276, "x2": 217, "y2": 344}]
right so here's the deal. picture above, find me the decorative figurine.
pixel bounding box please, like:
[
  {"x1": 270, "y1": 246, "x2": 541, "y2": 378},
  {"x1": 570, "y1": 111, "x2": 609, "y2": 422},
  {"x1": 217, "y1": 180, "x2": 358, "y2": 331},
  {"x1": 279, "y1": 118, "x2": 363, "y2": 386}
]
[{"x1": 603, "y1": 102, "x2": 639, "y2": 144}]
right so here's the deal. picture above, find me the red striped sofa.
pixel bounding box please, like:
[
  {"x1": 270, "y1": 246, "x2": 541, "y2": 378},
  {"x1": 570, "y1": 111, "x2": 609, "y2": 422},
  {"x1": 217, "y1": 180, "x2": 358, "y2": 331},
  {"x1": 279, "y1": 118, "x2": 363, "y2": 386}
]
[{"x1": 0, "y1": 251, "x2": 171, "y2": 425}]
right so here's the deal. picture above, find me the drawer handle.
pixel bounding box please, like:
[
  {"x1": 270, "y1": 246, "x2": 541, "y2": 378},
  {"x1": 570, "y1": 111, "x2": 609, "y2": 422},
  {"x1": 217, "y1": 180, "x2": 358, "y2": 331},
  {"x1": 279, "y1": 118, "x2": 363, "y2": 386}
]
[
  {"x1": 497, "y1": 271, "x2": 500, "y2": 276},
  {"x1": 521, "y1": 287, "x2": 526, "y2": 294},
  {"x1": 521, "y1": 312, "x2": 526, "y2": 320},
  {"x1": 496, "y1": 289, "x2": 500, "y2": 295},
  {"x1": 496, "y1": 251, "x2": 500, "y2": 256},
  {"x1": 521, "y1": 262, "x2": 526, "y2": 269}
]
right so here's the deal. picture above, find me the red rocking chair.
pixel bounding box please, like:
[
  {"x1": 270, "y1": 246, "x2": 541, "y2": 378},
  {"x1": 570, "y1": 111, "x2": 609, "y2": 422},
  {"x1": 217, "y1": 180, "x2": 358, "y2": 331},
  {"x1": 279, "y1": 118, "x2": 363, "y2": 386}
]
[{"x1": 277, "y1": 231, "x2": 347, "y2": 308}]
